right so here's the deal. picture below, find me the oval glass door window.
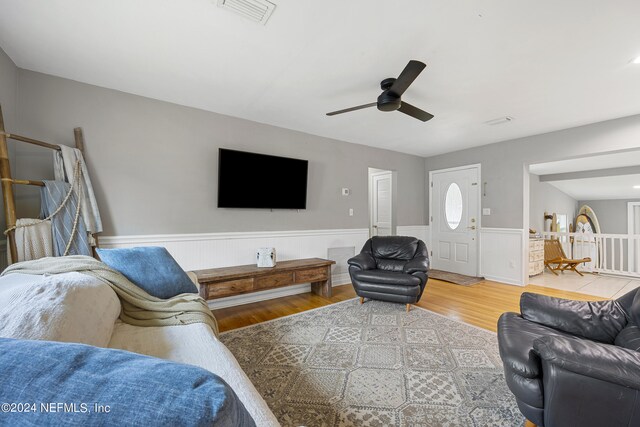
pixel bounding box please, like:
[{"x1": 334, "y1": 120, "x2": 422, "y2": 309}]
[{"x1": 445, "y1": 183, "x2": 463, "y2": 230}]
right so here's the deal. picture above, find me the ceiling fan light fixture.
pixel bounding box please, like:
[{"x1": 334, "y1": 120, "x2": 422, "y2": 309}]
[
  {"x1": 326, "y1": 60, "x2": 433, "y2": 122},
  {"x1": 377, "y1": 92, "x2": 401, "y2": 111}
]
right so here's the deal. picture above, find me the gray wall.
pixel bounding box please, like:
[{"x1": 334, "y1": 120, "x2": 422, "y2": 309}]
[
  {"x1": 425, "y1": 114, "x2": 640, "y2": 228},
  {"x1": 529, "y1": 176, "x2": 578, "y2": 233},
  {"x1": 577, "y1": 199, "x2": 640, "y2": 234},
  {"x1": 13, "y1": 70, "x2": 426, "y2": 236}
]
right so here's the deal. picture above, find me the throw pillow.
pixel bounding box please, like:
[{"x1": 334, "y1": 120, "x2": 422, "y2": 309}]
[{"x1": 96, "y1": 247, "x2": 198, "y2": 299}]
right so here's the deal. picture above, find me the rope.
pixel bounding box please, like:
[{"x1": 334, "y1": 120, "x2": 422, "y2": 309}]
[
  {"x1": 64, "y1": 171, "x2": 83, "y2": 256},
  {"x1": 5, "y1": 160, "x2": 84, "y2": 256}
]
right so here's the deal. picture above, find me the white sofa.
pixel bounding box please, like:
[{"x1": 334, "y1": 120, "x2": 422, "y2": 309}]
[{"x1": 0, "y1": 271, "x2": 279, "y2": 427}]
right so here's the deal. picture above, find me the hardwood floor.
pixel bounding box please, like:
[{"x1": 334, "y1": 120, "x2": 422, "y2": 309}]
[{"x1": 213, "y1": 278, "x2": 606, "y2": 333}]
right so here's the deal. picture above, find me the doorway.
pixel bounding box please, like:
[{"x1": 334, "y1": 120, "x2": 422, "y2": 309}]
[
  {"x1": 429, "y1": 165, "x2": 481, "y2": 276},
  {"x1": 368, "y1": 168, "x2": 397, "y2": 237}
]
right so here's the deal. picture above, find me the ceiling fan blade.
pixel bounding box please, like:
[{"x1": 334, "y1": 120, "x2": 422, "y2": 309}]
[
  {"x1": 389, "y1": 60, "x2": 426, "y2": 97},
  {"x1": 398, "y1": 102, "x2": 434, "y2": 122},
  {"x1": 326, "y1": 102, "x2": 377, "y2": 116}
]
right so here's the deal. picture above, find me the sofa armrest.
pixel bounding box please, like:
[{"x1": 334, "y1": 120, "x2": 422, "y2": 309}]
[
  {"x1": 534, "y1": 335, "x2": 640, "y2": 390},
  {"x1": 347, "y1": 253, "x2": 376, "y2": 271},
  {"x1": 403, "y1": 256, "x2": 429, "y2": 275},
  {"x1": 520, "y1": 292, "x2": 628, "y2": 343}
]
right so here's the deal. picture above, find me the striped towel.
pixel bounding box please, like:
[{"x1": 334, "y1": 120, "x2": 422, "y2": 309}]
[
  {"x1": 40, "y1": 181, "x2": 91, "y2": 257},
  {"x1": 54, "y1": 145, "x2": 103, "y2": 234}
]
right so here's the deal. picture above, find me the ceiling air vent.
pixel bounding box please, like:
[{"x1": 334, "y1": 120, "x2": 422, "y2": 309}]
[
  {"x1": 217, "y1": 0, "x2": 276, "y2": 25},
  {"x1": 484, "y1": 116, "x2": 515, "y2": 126}
]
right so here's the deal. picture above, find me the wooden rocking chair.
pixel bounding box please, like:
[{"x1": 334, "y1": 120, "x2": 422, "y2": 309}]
[{"x1": 544, "y1": 239, "x2": 591, "y2": 276}]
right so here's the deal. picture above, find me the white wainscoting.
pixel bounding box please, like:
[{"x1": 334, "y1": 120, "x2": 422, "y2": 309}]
[
  {"x1": 479, "y1": 228, "x2": 526, "y2": 286},
  {"x1": 397, "y1": 225, "x2": 429, "y2": 246},
  {"x1": 100, "y1": 228, "x2": 370, "y2": 279},
  {"x1": 100, "y1": 226, "x2": 430, "y2": 308}
]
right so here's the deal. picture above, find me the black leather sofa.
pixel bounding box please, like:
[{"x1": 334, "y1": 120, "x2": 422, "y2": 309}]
[
  {"x1": 498, "y1": 288, "x2": 640, "y2": 427},
  {"x1": 347, "y1": 236, "x2": 429, "y2": 311}
]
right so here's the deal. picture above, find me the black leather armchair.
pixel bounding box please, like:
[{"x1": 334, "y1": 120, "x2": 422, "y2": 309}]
[
  {"x1": 497, "y1": 288, "x2": 640, "y2": 427},
  {"x1": 348, "y1": 236, "x2": 429, "y2": 311}
]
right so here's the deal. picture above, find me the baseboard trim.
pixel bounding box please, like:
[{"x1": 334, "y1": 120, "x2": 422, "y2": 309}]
[
  {"x1": 332, "y1": 272, "x2": 351, "y2": 286},
  {"x1": 483, "y1": 275, "x2": 524, "y2": 286}
]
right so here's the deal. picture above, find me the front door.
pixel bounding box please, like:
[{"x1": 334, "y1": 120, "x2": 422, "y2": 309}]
[
  {"x1": 371, "y1": 171, "x2": 393, "y2": 236},
  {"x1": 431, "y1": 166, "x2": 480, "y2": 276}
]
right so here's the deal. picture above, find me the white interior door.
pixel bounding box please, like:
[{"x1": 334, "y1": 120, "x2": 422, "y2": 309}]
[
  {"x1": 371, "y1": 171, "x2": 393, "y2": 236},
  {"x1": 628, "y1": 202, "x2": 640, "y2": 273},
  {"x1": 430, "y1": 166, "x2": 480, "y2": 276}
]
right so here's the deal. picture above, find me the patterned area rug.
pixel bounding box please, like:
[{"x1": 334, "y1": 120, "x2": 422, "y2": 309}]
[
  {"x1": 429, "y1": 270, "x2": 485, "y2": 286},
  {"x1": 220, "y1": 299, "x2": 523, "y2": 426}
]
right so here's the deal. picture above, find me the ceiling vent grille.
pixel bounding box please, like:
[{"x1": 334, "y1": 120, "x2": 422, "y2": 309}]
[
  {"x1": 484, "y1": 116, "x2": 515, "y2": 126},
  {"x1": 217, "y1": 0, "x2": 276, "y2": 25}
]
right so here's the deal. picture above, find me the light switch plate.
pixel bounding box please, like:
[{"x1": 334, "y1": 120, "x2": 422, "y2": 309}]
[
  {"x1": 342, "y1": 188, "x2": 350, "y2": 196},
  {"x1": 349, "y1": 208, "x2": 354, "y2": 216},
  {"x1": 483, "y1": 208, "x2": 491, "y2": 216}
]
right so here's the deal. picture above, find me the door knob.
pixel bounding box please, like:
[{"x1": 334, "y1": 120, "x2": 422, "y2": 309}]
[{"x1": 467, "y1": 225, "x2": 476, "y2": 230}]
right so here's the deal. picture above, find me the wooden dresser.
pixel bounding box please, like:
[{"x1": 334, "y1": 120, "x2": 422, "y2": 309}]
[
  {"x1": 529, "y1": 238, "x2": 544, "y2": 276},
  {"x1": 194, "y1": 258, "x2": 336, "y2": 300}
]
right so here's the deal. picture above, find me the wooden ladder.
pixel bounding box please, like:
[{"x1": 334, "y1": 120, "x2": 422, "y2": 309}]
[{"x1": 0, "y1": 103, "x2": 92, "y2": 263}]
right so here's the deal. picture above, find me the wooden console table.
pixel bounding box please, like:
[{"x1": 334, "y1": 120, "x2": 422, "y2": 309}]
[{"x1": 194, "y1": 258, "x2": 336, "y2": 301}]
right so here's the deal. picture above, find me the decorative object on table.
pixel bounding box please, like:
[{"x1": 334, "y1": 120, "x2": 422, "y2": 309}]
[
  {"x1": 498, "y1": 289, "x2": 640, "y2": 427},
  {"x1": 348, "y1": 236, "x2": 429, "y2": 312},
  {"x1": 550, "y1": 213, "x2": 558, "y2": 233},
  {"x1": 221, "y1": 298, "x2": 523, "y2": 427},
  {"x1": 544, "y1": 239, "x2": 591, "y2": 276},
  {"x1": 256, "y1": 247, "x2": 276, "y2": 268},
  {"x1": 543, "y1": 212, "x2": 553, "y2": 232},
  {"x1": 569, "y1": 222, "x2": 574, "y2": 244}
]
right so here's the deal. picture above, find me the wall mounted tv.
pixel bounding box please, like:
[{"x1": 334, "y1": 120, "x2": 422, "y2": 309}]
[{"x1": 217, "y1": 148, "x2": 309, "y2": 209}]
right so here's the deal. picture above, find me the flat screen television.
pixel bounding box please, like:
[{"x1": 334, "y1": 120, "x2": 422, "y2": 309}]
[{"x1": 217, "y1": 148, "x2": 308, "y2": 209}]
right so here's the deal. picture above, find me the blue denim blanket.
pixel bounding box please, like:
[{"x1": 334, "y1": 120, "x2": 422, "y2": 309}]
[{"x1": 0, "y1": 338, "x2": 255, "y2": 427}]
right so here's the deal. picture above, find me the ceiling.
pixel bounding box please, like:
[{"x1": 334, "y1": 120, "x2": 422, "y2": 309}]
[
  {"x1": 531, "y1": 149, "x2": 640, "y2": 200},
  {"x1": 529, "y1": 150, "x2": 640, "y2": 175},
  {"x1": 545, "y1": 174, "x2": 640, "y2": 200},
  {"x1": 2, "y1": 0, "x2": 640, "y2": 157}
]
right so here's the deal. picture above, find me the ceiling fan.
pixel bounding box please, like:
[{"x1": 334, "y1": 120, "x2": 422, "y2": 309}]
[{"x1": 326, "y1": 60, "x2": 434, "y2": 122}]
